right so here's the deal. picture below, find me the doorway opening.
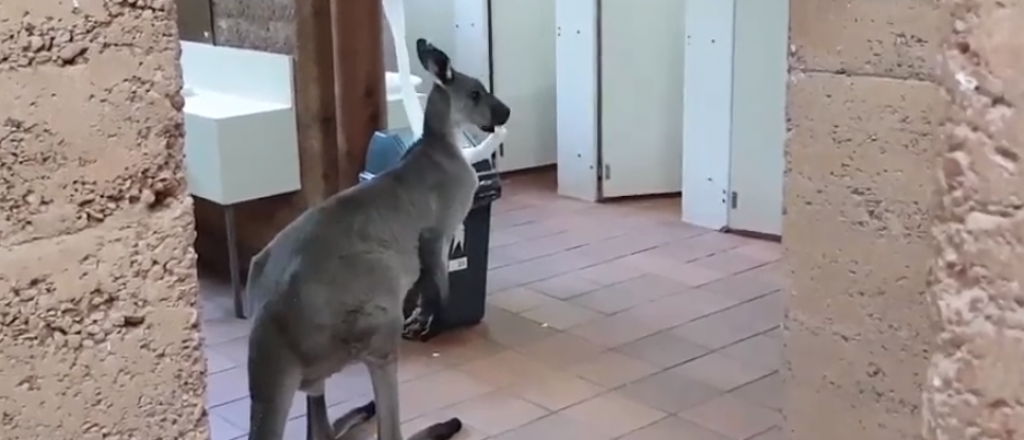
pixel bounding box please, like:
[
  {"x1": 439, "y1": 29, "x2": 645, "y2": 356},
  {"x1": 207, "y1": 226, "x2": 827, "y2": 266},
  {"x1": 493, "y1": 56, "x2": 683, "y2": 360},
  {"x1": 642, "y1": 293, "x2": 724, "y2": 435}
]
[{"x1": 179, "y1": 1, "x2": 789, "y2": 440}]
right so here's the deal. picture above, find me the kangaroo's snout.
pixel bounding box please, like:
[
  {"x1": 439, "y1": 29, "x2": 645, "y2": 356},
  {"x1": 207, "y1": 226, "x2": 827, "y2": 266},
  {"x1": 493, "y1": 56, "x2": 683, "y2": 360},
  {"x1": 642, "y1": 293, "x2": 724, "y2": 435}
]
[
  {"x1": 479, "y1": 99, "x2": 510, "y2": 133},
  {"x1": 491, "y1": 102, "x2": 511, "y2": 127}
]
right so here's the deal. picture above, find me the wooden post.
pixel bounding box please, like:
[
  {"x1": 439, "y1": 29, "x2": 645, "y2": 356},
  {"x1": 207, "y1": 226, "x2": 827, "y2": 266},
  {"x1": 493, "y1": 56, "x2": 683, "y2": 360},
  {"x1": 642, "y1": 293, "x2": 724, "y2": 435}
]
[
  {"x1": 293, "y1": 0, "x2": 340, "y2": 202},
  {"x1": 330, "y1": 0, "x2": 387, "y2": 188}
]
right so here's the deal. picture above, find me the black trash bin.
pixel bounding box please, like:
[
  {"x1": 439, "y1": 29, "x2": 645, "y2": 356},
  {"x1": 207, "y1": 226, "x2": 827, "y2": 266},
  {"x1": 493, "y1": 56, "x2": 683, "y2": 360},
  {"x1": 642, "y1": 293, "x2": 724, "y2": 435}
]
[{"x1": 360, "y1": 128, "x2": 502, "y2": 336}]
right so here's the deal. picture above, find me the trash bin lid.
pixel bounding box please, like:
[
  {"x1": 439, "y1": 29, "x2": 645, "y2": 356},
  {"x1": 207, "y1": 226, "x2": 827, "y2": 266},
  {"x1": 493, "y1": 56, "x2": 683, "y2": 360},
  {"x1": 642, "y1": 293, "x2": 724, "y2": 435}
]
[{"x1": 362, "y1": 128, "x2": 504, "y2": 206}]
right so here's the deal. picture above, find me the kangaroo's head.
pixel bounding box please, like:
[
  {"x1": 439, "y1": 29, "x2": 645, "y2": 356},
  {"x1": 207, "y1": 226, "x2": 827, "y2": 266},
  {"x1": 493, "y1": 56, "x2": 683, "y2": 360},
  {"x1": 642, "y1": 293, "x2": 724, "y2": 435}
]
[{"x1": 416, "y1": 38, "x2": 510, "y2": 133}]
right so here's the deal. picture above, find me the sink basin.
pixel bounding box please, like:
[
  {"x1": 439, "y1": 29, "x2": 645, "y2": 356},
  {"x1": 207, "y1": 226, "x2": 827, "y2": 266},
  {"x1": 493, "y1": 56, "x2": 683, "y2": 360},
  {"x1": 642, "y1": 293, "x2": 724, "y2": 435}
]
[{"x1": 179, "y1": 41, "x2": 301, "y2": 206}]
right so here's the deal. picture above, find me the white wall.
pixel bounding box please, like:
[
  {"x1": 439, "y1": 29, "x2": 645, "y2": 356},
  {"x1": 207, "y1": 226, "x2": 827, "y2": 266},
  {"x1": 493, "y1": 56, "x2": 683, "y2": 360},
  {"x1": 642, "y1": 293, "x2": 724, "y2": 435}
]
[
  {"x1": 680, "y1": 0, "x2": 787, "y2": 234},
  {"x1": 491, "y1": 0, "x2": 558, "y2": 172},
  {"x1": 554, "y1": 0, "x2": 601, "y2": 201},
  {"x1": 727, "y1": 0, "x2": 788, "y2": 236},
  {"x1": 681, "y1": 0, "x2": 735, "y2": 229},
  {"x1": 598, "y1": 0, "x2": 685, "y2": 199}
]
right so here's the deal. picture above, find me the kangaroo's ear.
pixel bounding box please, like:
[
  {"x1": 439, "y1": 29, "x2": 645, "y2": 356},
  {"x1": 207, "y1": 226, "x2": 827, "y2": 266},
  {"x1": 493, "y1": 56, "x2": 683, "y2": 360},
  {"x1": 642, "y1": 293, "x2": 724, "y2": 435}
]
[{"x1": 416, "y1": 38, "x2": 454, "y2": 85}]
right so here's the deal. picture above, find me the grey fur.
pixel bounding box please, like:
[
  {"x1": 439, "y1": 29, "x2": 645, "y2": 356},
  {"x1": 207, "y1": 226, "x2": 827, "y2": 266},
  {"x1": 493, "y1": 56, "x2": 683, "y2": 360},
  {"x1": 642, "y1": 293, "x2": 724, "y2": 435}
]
[{"x1": 243, "y1": 37, "x2": 510, "y2": 440}]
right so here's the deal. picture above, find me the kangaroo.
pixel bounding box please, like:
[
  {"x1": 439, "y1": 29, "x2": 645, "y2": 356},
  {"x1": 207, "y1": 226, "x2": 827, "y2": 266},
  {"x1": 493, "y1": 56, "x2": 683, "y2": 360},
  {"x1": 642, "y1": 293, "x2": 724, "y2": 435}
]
[{"x1": 244, "y1": 38, "x2": 511, "y2": 440}]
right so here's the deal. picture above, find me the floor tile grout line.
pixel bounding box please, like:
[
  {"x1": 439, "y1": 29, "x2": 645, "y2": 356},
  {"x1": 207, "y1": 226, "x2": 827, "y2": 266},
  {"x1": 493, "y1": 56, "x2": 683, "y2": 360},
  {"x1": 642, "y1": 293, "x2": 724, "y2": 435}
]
[
  {"x1": 600, "y1": 344, "x2": 776, "y2": 398},
  {"x1": 577, "y1": 292, "x2": 783, "y2": 383},
  {"x1": 695, "y1": 259, "x2": 781, "y2": 288},
  {"x1": 596, "y1": 361, "x2": 779, "y2": 437},
  {"x1": 671, "y1": 309, "x2": 781, "y2": 358},
  {"x1": 512, "y1": 313, "x2": 783, "y2": 411},
  {"x1": 487, "y1": 240, "x2": 595, "y2": 270},
  {"x1": 653, "y1": 243, "x2": 742, "y2": 266},
  {"x1": 722, "y1": 368, "x2": 779, "y2": 394},
  {"x1": 488, "y1": 215, "x2": 639, "y2": 250},
  {"x1": 606, "y1": 413, "x2": 673, "y2": 440},
  {"x1": 667, "y1": 240, "x2": 766, "y2": 268},
  {"x1": 497, "y1": 270, "x2": 649, "y2": 305},
  {"x1": 742, "y1": 420, "x2": 782, "y2": 440},
  {"x1": 495, "y1": 385, "x2": 672, "y2": 440},
  {"x1": 486, "y1": 247, "x2": 654, "y2": 292},
  {"x1": 486, "y1": 227, "x2": 639, "y2": 270},
  {"x1": 548, "y1": 273, "x2": 649, "y2": 302},
  {"x1": 489, "y1": 200, "x2": 600, "y2": 228},
  {"x1": 594, "y1": 286, "x2": 779, "y2": 325},
  {"x1": 503, "y1": 240, "x2": 774, "y2": 302},
  {"x1": 488, "y1": 227, "x2": 571, "y2": 251},
  {"x1": 489, "y1": 215, "x2": 729, "y2": 273},
  {"x1": 491, "y1": 203, "x2": 540, "y2": 215},
  {"x1": 491, "y1": 216, "x2": 542, "y2": 229},
  {"x1": 515, "y1": 231, "x2": 762, "y2": 287}
]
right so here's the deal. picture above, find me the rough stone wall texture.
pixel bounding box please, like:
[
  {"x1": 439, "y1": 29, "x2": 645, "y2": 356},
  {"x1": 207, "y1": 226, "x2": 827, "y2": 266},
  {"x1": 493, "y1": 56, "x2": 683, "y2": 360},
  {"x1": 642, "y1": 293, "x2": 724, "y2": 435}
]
[
  {"x1": 0, "y1": 0, "x2": 207, "y2": 439},
  {"x1": 206, "y1": 0, "x2": 396, "y2": 67},
  {"x1": 925, "y1": 1, "x2": 1024, "y2": 439},
  {"x1": 783, "y1": 0, "x2": 949, "y2": 439},
  {"x1": 210, "y1": 0, "x2": 294, "y2": 53}
]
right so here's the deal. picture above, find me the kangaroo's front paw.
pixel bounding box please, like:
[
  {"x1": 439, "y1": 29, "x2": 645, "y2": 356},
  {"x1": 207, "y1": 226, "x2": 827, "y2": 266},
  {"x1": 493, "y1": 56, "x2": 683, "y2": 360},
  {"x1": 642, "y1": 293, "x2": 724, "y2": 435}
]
[{"x1": 402, "y1": 307, "x2": 436, "y2": 342}]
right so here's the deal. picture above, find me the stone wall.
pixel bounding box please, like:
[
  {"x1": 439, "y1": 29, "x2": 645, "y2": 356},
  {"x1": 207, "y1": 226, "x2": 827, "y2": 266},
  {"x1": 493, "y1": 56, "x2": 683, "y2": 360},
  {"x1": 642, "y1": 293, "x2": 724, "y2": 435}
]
[
  {"x1": 783, "y1": 0, "x2": 948, "y2": 439},
  {"x1": 0, "y1": 1, "x2": 206, "y2": 439},
  {"x1": 210, "y1": 0, "x2": 294, "y2": 53},
  {"x1": 206, "y1": 0, "x2": 397, "y2": 67},
  {"x1": 925, "y1": 1, "x2": 1024, "y2": 439}
]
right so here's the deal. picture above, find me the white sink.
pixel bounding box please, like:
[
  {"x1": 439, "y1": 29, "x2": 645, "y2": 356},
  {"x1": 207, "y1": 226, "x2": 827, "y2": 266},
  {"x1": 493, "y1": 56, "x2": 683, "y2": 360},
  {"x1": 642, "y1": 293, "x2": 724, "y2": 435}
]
[
  {"x1": 179, "y1": 41, "x2": 439, "y2": 206},
  {"x1": 180, "y1": 41, "x2": 301, "y2": 206}
]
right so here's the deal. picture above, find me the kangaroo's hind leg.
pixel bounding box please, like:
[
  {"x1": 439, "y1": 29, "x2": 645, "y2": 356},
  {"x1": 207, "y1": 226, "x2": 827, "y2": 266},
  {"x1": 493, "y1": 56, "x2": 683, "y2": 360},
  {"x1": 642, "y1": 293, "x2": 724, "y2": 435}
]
[
  {"x1": 304, "y1": 379, "x2": 376, "y2": 440},
  {"x1": 366, "y1": 315, "x2": 462, "y2": 440},
  {"x1": 303, "y1": 381, "x2": 338, "y2": 440},
  {"x1": 248, "y1": 320, "x2": 304, "y2": 440},
  {"x1": 366, "y1": 356, "x2": 462, "y2": 440},
  {"x1": 306, "y1": 390, "x2": 330, "y2": 440}
]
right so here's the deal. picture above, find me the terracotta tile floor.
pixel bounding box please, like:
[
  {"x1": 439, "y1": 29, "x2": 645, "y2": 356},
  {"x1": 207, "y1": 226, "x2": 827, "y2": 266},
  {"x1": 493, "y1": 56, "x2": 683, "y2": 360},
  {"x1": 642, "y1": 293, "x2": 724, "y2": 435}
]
[{"x1": 199, "y1": 171, "x2": 785, "y2": 440}]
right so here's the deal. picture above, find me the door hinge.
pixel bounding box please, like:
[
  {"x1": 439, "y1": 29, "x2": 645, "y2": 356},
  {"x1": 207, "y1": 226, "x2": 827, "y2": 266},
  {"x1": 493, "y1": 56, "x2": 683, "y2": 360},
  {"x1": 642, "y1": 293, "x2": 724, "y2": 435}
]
[
  {"x1": 730, "y1": 191, "x2": 739, "y2": 209},
  {"x1": 603, "y1": 163, "x2": 611, "y2": 180}
]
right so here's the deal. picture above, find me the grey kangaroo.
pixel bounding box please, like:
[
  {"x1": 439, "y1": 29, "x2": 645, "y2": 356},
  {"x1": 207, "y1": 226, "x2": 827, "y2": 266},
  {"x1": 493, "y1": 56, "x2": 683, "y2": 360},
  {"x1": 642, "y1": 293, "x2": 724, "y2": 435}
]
[{"x1": 244, "y1": 38, "x2": 511, "y2": 440}]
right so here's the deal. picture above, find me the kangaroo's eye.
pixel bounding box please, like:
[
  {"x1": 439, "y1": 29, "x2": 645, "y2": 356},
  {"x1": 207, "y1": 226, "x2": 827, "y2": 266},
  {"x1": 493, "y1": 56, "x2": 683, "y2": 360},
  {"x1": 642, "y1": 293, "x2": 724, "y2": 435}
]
[{"x1": 469, "y1": 90, "x2": 482, "y2": 103}]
